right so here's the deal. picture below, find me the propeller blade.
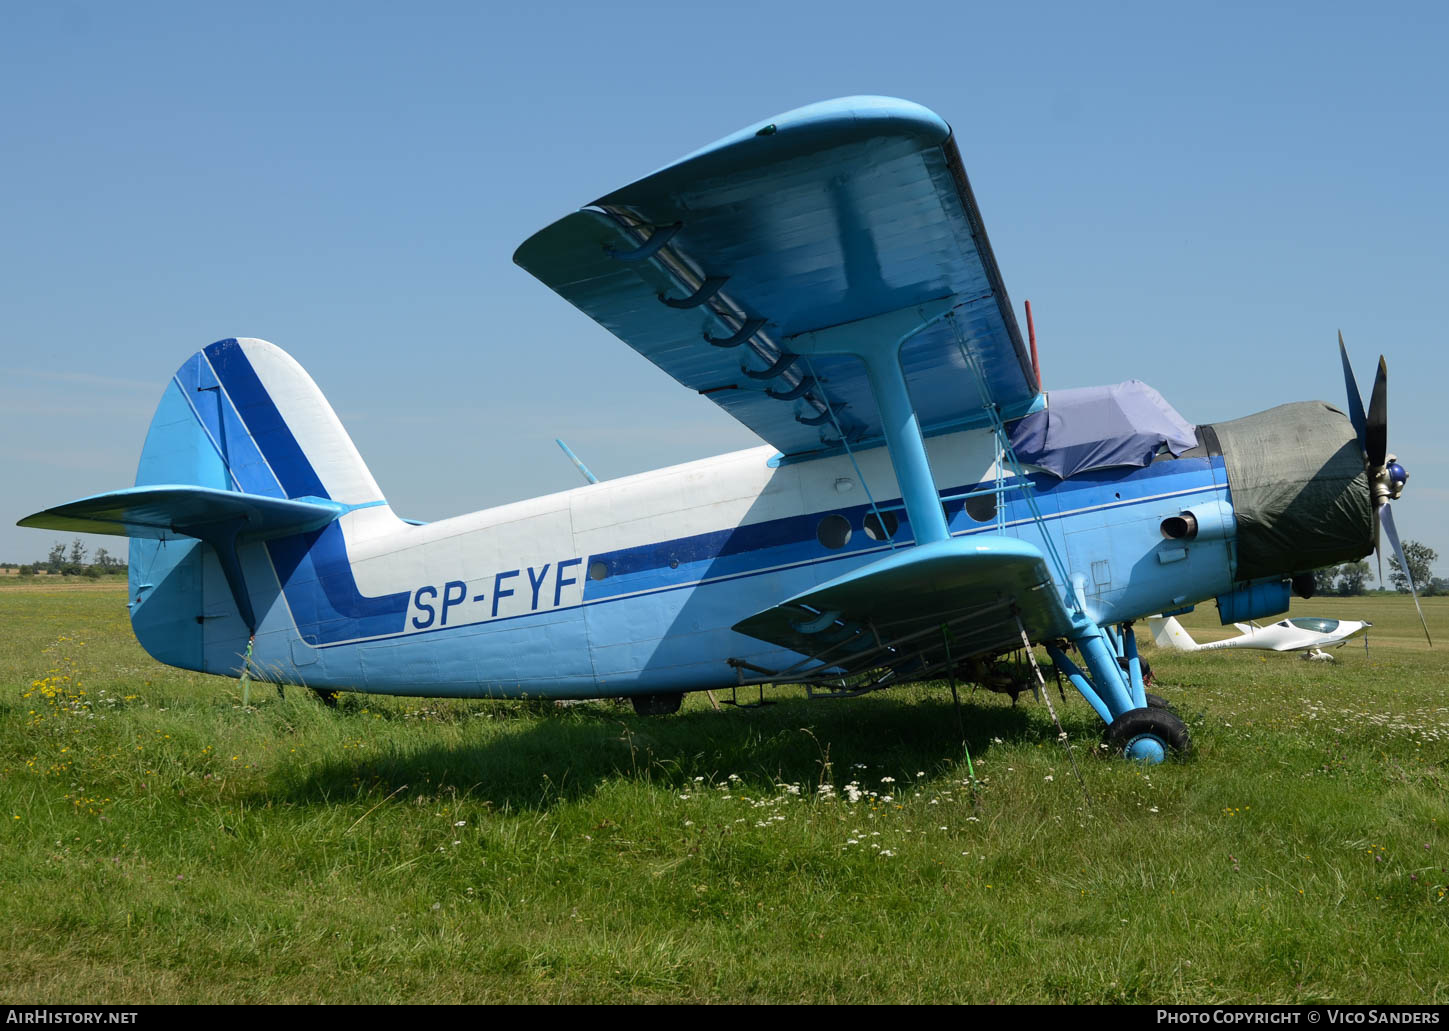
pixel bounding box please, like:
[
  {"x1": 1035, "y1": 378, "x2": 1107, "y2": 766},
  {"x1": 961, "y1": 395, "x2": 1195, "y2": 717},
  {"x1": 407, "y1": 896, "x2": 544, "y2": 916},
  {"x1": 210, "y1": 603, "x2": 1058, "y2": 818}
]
[
  {"x1": 1338, "y1": 331, "x2": 1368, "y2": 454},
  {"x1": 1379, "y1": 504, "x2": 1432, "y2": 647},
  {"x1": 1365, "y1": 356, "x2": 1388, "y2": 469}
]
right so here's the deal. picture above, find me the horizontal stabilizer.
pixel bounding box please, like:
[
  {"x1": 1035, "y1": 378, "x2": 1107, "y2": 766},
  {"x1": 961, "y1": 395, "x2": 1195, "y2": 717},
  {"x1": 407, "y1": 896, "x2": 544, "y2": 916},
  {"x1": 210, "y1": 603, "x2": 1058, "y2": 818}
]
[
  {"x1": 18, "y1": 486, "x2": 345, "y2": 542},
  {"x1": 733, "y1": 536, "x2": 1073, "y2": 666},
  {"x1": 20, "y1": 486, "x2": 355, "y2": 635}
]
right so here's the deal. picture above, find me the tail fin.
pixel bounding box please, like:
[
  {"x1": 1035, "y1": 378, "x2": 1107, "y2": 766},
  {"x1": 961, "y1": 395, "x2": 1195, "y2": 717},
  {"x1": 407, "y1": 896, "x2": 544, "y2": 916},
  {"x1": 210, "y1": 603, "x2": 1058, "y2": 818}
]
[
  {"x1": 141, "y1": 337, "x2": 383, "y2": 504},
  {"x1": 1148, "y1": 615, "x2": 1199, "y2": 652},
  {"x1": 21, "y1": 338, "x2": 399, "y2": 673}
]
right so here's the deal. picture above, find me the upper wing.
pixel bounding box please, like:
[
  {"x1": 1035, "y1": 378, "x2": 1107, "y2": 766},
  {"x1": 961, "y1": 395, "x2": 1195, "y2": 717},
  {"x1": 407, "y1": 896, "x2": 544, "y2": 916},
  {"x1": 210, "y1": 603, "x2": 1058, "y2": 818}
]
[
  {"x1": 732, "y1": 536, "x2": 1075, "y2": 678},
  {"x1": 514, "y1": 96, "x2": 1039, "y2": 459}
]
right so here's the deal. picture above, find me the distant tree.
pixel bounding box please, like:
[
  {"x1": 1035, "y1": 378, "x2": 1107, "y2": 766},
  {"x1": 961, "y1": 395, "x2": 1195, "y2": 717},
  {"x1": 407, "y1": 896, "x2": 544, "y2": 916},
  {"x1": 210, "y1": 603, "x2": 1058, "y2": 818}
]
[
  {"x1": 94, "y1": 547, "x2": 112, "y2": 569},
  {"x1": 1310, "y1": 562, "x2": 1373, "y2": 596},
  {"x1": 1388, "y1": 541, "x2": 1438, "y2": 594},
  {"x1": 1429, "y1": 577, "x2": 1449, "y2": 598},
  {"x1": 69, "y1": 538, "x2": 87, "y2": 567},
  {"x1": 46, "y1": 541, "x2": 66, "y2": 574},
  {"x1": 1335, "y1": 561, "x2": 1373, "y2": 596}
]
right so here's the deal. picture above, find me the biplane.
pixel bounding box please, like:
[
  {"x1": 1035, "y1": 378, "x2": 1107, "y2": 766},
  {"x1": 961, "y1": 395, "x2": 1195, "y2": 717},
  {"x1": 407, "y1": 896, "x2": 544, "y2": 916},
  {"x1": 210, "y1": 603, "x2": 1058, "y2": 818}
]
[{"x1": 19, "y1": 97, "x2": 1425, "y2": 763}]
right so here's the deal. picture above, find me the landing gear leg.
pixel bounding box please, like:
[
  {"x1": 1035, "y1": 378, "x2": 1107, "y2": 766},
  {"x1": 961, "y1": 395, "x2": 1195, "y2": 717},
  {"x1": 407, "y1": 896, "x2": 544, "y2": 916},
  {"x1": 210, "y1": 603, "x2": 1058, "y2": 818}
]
[{"x1": 1047, "y1": 621, "x2": 1190, "y2": 763}]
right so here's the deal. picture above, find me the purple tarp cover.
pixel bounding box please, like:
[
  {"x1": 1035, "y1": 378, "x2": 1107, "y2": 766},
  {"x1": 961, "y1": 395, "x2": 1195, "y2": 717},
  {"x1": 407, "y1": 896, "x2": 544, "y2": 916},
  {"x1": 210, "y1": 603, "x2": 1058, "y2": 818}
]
[{"x1": 1007, "y1": 380, "x2": 1197, "y2": 479}]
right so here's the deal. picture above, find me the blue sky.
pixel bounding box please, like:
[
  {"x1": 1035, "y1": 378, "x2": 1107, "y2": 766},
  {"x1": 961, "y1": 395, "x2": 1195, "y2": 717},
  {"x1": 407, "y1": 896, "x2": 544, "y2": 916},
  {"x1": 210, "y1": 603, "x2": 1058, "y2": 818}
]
[{"x1": 4, "y1": 1, "x2": 1446, "y2": 581}]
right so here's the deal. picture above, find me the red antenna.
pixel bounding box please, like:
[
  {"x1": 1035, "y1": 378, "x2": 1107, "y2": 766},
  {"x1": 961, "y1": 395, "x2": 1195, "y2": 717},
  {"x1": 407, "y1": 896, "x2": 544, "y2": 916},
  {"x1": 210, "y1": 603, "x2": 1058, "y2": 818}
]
[{"x1": 1024, "y1": 299, "x2": 1042, "y2": 389}]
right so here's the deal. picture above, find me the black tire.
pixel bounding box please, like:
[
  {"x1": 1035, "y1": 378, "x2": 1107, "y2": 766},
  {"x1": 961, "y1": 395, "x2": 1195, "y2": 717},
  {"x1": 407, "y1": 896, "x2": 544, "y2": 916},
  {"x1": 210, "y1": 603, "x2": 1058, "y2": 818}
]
[
  {"x1": 1116, "y1": 655, "x2": 1155, "y2": 687},
  {"x1": 312, "y1": 688, "x2": 339, "y2": 708},
  {"x1": 630, "y1": 692, "x2": 684, "y2": 716},
  {"x1": 1145, "y1": 692, "x2": 1177, "y2": 714},
  {"x1": 1103, "y1": 706, "x2": 1191, "y2": 759}
]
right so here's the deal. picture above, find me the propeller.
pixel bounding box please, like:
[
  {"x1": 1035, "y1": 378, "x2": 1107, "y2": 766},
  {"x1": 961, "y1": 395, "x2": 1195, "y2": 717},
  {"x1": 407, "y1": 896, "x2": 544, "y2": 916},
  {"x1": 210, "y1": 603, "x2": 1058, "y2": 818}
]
[{"x1": 1338, "y1": 332, "x2": 1431, "y2": 646}]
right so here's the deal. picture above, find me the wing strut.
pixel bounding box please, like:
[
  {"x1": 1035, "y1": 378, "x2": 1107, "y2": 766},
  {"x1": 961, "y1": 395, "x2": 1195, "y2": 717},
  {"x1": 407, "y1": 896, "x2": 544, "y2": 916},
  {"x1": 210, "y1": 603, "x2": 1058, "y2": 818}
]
[
  {"x1": 787, "y1": 298, "x2": 959, "y2": 544},
  {"x1": 948, "y1": 315, "x2": 1187, "y2": 757}
]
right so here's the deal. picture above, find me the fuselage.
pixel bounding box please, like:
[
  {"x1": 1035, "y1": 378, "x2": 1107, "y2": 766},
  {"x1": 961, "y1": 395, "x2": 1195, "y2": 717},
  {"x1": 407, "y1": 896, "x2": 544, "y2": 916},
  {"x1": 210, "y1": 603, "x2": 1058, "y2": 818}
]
[
  {"x1": 134, "y1": 417, "x2": 1240, "y2": 698},
  {"x1": 1200, "y1": 617, "x2": 1371, "y2": 652}
]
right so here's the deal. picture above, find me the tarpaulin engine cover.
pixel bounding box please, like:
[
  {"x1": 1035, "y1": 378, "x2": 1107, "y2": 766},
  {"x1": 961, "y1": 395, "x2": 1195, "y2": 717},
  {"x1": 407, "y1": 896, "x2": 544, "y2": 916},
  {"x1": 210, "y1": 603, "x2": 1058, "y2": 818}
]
[
  {"x1": 1207, "y1": 401, "x2": 1373, "y2": 581},
  {"x1": 1007, "y1": 380, "x2": 1197, "y2": 479}
]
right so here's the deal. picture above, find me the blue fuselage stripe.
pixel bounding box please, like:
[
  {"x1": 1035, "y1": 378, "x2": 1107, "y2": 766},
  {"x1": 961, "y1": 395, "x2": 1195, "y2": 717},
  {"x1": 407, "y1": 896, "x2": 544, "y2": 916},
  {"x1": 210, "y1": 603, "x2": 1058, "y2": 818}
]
[
  {"x1": 580, "y1": 456, "x2": 1222, "y2": 603},
  {"x1": 306, "y1": 454, "x2": 1224, "y2": 649}
]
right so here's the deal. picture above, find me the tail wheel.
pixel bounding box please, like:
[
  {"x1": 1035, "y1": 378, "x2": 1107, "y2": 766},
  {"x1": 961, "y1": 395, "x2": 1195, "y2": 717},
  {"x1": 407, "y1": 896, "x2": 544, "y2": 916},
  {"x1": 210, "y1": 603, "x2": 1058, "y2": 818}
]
[
  {"x1": 1116, "y1": 656, "x2": 1155, "y2": 687},
  {"x1": 1104, "y1": 707, "x2": 1191, "y2": 763},
  {"x1": 630, "y1": 692, "x2": 684, "y2": 716},
  {"x1": 1145, "y1": 692, "x2": 1177, "y2": 714}
]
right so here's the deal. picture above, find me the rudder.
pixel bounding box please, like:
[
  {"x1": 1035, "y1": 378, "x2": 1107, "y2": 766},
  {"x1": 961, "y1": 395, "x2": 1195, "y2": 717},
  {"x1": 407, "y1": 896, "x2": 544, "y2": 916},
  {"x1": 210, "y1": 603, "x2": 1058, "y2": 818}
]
[{"x1": 129, "y1": 338, "x2": 393, "y2": 671}]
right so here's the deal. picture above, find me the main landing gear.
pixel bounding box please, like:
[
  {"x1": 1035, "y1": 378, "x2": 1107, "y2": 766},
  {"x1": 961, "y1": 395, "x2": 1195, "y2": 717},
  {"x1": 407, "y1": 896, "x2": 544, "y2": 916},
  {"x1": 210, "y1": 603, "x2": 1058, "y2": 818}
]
[
  {"x1": 631, "y1": 692, "x2": 684, "y2": 716},
  {"x1": 1047, "y1": 619, "x2": 1191, "y2": 764},
  {"x1": 1104, "y1": 706, "x2": 1191, "y2": 763}
]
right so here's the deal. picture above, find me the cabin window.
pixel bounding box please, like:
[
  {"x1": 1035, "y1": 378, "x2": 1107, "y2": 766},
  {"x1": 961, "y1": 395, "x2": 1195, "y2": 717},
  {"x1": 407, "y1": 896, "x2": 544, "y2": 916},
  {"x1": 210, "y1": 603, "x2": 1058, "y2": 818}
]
[
  {"x1": 588, "y1": 561, "x2": 610, "y2": 581},
  {"x1": 863, "y1": 511, "x2": 899, "y2": 541},
  {"x1": 964, "y1": 492, "x2": 997, "y2": 523},
  {"x1": 816, "y1": 514, "x2": 852, "y2": 549}
]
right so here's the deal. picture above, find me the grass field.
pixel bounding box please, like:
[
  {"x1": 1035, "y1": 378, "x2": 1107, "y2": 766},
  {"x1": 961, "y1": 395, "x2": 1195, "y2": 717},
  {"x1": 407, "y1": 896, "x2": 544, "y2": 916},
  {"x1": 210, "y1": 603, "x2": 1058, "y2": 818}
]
[{"x1": 2, "y1": 582, "x2": 1445, "y2": 1003}]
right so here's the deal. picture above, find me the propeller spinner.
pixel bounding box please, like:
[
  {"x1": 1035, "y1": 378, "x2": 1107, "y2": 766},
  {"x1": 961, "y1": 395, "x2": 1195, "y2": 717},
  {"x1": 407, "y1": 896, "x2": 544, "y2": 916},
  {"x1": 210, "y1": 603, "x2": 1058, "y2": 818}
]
[{"x1": 1338, "y1": 332, "x2": 1431, "y2": 646}]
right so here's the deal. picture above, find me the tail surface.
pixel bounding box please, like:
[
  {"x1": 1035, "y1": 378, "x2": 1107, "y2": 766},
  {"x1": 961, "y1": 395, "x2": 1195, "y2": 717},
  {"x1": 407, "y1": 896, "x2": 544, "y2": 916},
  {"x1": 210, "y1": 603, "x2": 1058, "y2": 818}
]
[
  {"x1": 20, "y1": 338, "x2": 401, "y2": 673},
  {"x1": 1148, "y1": 615, "x2": 1199, "y2": 652},
  {"x1": 129, "y1": 338, "x2": 404, "y2": 669},
  {"x1": 139, "y1": 337, "x2": 383, "y2": 504}
]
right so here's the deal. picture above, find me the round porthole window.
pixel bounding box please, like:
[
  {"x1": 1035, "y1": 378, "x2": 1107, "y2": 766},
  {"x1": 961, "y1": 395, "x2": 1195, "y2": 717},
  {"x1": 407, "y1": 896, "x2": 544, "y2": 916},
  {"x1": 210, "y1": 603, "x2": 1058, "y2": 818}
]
[
  {"x1": 863, "y1": 511, "x2": 899, "y2": 541},
  {"x1": 588, "y1": 560, "x2": 610, "y2": 581},
  {"x1": 964, "y1": 492, "x2": 997, "y2": 523},
  {"x1": 816, "y1": 514, "x2": 852, "y2": 549}
]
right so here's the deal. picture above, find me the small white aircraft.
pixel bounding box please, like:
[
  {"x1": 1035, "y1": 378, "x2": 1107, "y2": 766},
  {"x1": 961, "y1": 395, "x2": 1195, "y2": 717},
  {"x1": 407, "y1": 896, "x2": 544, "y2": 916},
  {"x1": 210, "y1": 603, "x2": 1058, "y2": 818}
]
[{"x1": 1149, "y1": 614, "x2": 1372, "y2": 660}]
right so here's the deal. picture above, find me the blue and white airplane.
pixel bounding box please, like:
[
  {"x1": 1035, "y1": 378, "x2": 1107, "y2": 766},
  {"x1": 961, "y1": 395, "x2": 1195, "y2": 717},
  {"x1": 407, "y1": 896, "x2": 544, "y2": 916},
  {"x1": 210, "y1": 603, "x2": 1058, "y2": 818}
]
[{"x1": 18, "y1": 97, "x2": 1427, "y2": 763}]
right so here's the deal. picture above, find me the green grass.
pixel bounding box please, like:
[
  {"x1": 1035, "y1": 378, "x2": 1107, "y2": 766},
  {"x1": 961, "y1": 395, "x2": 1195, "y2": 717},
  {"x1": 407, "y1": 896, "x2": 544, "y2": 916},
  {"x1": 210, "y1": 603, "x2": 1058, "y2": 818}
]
[{"x1": 2, "y1": 582, "x2": 1446, "y2": 1003}]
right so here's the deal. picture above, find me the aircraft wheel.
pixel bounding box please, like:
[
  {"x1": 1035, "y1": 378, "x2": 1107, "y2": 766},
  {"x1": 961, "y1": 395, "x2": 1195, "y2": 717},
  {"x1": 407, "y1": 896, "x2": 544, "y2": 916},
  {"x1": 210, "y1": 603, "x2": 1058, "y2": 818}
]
[
  {"x1": 312, "y1": 688, "x2": 339, "y2": 709},
  {"x1": 1116, "y1": 656, "x2": 1155, "y2": 686},
  {"x1": 1104, "y1": 707, "x2": 1190, "y2": 764},
  {"x1": 631, "y1": 692, "x2": 684, "y2": 716},
  {"x1": 1145, "y1": 692, "x2": 1177, "y2": 714}
]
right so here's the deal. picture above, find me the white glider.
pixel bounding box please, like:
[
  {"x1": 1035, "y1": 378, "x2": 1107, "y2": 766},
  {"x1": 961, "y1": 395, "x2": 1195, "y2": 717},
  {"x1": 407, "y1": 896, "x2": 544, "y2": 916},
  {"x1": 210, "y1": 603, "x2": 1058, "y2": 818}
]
[{"x1": 1149, "y1": 615, "x2": 1371, "y2": 661}]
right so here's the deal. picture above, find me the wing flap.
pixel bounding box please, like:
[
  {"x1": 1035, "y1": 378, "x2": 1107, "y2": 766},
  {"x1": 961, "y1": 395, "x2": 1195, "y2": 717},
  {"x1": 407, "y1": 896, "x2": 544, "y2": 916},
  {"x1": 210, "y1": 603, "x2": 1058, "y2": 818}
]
[{"x1": 732, "y1": 536, "x2": 1074, "y2": 663}]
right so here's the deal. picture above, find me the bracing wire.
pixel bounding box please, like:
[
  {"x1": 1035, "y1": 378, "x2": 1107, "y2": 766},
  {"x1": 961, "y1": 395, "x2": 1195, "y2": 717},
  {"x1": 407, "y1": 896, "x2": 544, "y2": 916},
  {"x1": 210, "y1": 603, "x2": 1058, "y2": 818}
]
[{"x1": 803, "y1": 356, "x2": 898, "y2": 551}]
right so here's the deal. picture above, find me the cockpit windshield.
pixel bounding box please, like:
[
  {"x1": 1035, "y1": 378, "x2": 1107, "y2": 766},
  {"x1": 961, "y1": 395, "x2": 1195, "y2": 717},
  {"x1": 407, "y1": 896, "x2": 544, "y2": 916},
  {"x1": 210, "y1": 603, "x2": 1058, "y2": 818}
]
[{"x1": 1288, "y1": 617, "x2": 1340, "y2": 634}]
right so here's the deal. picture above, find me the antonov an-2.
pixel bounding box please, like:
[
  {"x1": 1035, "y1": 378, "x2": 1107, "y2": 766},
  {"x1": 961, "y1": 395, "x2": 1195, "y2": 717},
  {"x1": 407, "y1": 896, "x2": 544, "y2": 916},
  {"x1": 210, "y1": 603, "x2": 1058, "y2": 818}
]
[{"x1": 21, "y1": 97, "x2": 1420, "y2": 763}]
